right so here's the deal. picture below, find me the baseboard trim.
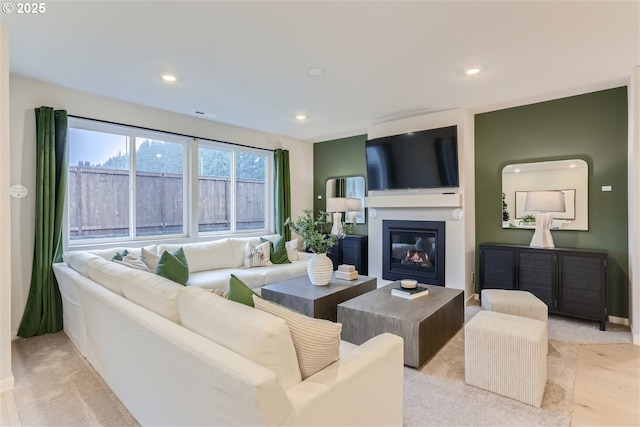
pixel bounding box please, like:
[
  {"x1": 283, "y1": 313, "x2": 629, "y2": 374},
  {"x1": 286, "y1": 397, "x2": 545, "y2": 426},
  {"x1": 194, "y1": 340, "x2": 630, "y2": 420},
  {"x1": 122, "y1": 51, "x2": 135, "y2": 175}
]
[{"x1": 608, "y1": 315, "x2": 629, "y2": 326}]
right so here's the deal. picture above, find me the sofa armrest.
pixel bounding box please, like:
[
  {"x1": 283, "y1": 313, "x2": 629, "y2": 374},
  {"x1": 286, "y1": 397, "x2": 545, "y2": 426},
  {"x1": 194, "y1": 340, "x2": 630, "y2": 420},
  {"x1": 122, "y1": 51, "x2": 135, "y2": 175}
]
[{"x1": 286, "y1": 333, "x2": 404, "y2": 426}]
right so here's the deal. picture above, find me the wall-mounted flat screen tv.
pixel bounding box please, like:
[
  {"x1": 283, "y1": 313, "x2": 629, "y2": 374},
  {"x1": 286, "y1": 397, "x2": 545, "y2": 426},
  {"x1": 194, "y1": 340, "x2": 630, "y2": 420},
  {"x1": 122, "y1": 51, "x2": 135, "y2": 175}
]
[{"x1": 365, "y1": 125, "x2": 459, "y2": 190}]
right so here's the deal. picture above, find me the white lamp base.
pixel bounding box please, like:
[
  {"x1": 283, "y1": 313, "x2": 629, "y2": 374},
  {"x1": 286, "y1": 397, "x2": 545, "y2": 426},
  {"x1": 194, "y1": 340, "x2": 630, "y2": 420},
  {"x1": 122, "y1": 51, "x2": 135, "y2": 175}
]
[
  {"x1": 529, "y1": 213, "x2": 555, "y2": 248},
  {"x1": 330, "y1": 212, "x2": 343, "y2": 235}
]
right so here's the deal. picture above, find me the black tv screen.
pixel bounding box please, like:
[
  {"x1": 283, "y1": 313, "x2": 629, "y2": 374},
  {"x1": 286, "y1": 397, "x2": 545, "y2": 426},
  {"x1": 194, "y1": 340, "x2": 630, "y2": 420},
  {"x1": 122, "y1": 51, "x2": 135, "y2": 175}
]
[{"x1": 365, "y1": 125, "x2": 459, "y2": 190}]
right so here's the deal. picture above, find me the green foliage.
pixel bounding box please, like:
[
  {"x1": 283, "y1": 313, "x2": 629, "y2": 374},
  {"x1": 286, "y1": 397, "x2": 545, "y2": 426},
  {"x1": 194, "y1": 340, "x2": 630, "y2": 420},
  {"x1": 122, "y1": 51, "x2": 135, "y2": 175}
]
[
  {"x1": 522, "y1": 214, "x2": 536, "y2": 223},
  {"x1": 81, "y1": 140, "x2": 266, "y2": 180},
  {"x1": 285, "y1": 209, "x2": 338, "y2": 254}
]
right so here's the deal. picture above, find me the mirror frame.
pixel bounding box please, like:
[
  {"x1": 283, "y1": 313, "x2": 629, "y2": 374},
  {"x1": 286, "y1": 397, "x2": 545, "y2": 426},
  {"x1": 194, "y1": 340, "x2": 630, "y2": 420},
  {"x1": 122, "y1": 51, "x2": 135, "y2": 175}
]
[
  {"x1": 325, "y1": 176, "x2": 366, "y2": 224},
  {"x1": 501, "y1": 159, "x2": 588, "y2": 231}
]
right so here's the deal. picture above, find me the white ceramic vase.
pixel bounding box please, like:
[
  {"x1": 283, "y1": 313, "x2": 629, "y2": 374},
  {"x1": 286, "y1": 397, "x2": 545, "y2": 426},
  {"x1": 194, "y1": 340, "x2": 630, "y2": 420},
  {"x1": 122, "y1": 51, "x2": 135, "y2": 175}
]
[{"x1": 307, "y1": 253, "x2": 333, "y2": 286}]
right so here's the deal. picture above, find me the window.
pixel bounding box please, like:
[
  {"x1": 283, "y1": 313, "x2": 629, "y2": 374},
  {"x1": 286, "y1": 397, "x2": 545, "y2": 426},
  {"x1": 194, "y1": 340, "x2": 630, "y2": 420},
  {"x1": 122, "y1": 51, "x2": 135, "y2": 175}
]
[{"x1": 67, "y1": 118, "x2": 272, "y2": 245}]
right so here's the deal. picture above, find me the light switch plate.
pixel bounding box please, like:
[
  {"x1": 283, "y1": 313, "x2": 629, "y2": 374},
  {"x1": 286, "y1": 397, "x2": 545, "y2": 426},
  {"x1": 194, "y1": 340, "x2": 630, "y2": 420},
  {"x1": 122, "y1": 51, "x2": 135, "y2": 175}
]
[{"x1": 602, "y1": 185, "x2": 612, "y2": 192}]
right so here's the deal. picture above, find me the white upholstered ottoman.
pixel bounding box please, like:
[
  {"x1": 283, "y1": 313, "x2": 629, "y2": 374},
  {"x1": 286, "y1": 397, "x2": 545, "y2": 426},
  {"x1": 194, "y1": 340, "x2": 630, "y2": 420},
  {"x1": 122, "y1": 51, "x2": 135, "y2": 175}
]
[
  {"x1": 464, "y1": 310, "x2": 547, "y2": 407},
  {"x1": 481, "y1": 289, "x2": 548, "y2": 323}
]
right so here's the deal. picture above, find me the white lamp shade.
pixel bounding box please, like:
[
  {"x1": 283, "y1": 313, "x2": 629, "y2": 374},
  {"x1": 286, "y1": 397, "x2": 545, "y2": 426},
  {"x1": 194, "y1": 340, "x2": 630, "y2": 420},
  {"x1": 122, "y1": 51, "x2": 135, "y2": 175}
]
[
  {"x1": 524, "y1": 191, "x2": 566, "y2": 213},
  {"x1": 326, "y1": 197, "x2": 348, "y2": 213},
  {"x1": 346, "y1": 198, "x2": 362, "y2": 211}
]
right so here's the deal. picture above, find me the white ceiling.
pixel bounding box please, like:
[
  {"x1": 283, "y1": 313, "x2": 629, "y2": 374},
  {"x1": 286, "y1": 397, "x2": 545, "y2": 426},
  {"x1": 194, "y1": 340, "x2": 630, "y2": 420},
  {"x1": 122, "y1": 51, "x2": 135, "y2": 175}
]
[{"x1": 4, "y1": 1, "x2": 639, "y2": 142}]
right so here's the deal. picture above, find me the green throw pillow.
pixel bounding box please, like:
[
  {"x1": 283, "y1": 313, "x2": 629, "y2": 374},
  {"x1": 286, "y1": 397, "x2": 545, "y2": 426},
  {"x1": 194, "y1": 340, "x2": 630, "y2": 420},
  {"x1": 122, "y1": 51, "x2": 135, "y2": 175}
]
[
  {"x1": 228, "y1": 274, "x2": 260, "y2": 307},
  {"x1": 112, "y1": 249, "x2": 129, "y2": 261},
  {"x1": 156, "y1": 247, "x2": 189, "y2": 286},
  {"x1": 261, "y1": 237, "x2": 291, "y2": 265}
]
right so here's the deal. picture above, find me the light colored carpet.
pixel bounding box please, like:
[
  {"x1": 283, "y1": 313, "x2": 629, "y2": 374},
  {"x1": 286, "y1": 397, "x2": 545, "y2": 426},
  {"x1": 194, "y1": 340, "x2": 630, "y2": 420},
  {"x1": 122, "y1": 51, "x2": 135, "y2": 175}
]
[
  {"x1": 3, "y1": 306, "x2": 632, "y2": 427},
  {"x1": 402, "y1": 305, "x2": 633, "y2": 427},
  {"x1": 7, "y1": 331, "x2": 139, "y2": 427}
]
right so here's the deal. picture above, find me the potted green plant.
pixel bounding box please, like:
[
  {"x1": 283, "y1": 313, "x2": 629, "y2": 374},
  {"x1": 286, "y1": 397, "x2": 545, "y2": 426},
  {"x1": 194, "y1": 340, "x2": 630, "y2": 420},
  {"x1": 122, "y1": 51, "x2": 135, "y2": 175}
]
[
  {"x1": 285, "y1": 209, "x2": 338, "y2": 286},
  {"x1": 521, "y1": 214, "x2": 536, "y2": 227}
]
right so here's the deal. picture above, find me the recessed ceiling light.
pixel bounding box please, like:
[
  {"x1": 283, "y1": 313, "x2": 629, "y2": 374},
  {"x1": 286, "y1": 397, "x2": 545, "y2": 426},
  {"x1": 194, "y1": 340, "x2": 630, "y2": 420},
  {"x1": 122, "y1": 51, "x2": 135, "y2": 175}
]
[
  {"x1": 295, "y1": 114, "x2": 307, "y2": 121},
  {"x1": 161, "y1": 73, "x2": 177, "y2": 82},
  {"x1": 465, "y1": 67, "x2": 481, "y2": 76},
  {"x1": 309, "y1": 68, "x2": 324, "y2": 76}
]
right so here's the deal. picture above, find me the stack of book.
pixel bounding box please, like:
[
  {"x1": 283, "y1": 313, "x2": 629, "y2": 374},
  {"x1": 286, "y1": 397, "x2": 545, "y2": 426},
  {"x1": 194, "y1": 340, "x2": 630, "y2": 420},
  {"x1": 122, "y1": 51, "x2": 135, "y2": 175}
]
[
  {"x1": 391, "y1": 285, "x2": 429, "y2": 300},
  {"x1": 335, "y1": 264, "x2": 358, "y2": 280}
]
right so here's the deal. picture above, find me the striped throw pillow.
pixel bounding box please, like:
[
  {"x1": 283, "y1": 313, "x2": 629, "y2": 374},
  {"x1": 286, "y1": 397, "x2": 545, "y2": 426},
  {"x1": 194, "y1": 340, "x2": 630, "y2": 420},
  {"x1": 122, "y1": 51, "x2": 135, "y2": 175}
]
[
  {"x1": 211, "y1": 288, "x2": 229, "y2": 298},
  {"x1": 253, "y1": 295, "x2": 342, "y2": 379}
]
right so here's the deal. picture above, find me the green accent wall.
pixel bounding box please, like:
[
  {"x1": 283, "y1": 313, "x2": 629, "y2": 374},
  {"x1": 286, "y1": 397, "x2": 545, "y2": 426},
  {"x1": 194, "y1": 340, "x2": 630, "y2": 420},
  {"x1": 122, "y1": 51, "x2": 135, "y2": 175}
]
[
  {"x1": 313, "y1": 135, "x2": 368, "y2": 236},
  {"x1": 475, "y1": 87, "x2": 629, "y2": 317}
]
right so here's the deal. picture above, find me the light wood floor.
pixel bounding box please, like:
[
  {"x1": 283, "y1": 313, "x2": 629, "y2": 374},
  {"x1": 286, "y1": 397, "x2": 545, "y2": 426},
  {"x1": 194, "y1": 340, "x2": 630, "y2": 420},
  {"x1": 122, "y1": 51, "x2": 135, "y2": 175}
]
[{"x1": 571, "y1": 343, "x2": 640, "y2": 426}]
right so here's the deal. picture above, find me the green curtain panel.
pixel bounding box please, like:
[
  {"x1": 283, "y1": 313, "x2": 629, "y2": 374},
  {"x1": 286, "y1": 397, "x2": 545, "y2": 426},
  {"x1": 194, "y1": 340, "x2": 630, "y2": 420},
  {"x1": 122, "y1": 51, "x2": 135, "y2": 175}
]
[
  {"x1": 274, "y1": 149, "x2": 291, "y2": 241},
  {"x1": 18, "y1": 107, "x2": 68, "y2": 338}
]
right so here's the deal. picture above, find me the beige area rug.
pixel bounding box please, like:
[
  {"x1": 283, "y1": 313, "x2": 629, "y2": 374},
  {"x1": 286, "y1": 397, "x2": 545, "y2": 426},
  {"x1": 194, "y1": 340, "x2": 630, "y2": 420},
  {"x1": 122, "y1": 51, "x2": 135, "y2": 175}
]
[
  {"x1": 9, "y1": 331, "x2": 139, "y2": 427},
  {"x1": 402, "y1": 306, "x2": 633, "y2": 427}
]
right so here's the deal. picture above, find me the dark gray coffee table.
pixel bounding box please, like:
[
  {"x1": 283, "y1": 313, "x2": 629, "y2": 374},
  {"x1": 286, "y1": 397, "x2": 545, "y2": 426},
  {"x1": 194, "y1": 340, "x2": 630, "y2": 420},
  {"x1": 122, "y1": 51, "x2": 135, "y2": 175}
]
[
  {"x1": 337, "y1": 282, "x2": 464, "y2": 368},
  {"x1": 261, "y1": 274, "x2": 377, "y2": 322}
]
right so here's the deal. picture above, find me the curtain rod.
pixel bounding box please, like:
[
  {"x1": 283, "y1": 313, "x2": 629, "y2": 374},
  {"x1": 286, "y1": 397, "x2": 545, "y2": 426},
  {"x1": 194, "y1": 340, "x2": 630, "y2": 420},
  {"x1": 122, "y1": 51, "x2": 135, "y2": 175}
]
[{"x1": 68, "y1": 114, "x2": 276, "y2": 152}]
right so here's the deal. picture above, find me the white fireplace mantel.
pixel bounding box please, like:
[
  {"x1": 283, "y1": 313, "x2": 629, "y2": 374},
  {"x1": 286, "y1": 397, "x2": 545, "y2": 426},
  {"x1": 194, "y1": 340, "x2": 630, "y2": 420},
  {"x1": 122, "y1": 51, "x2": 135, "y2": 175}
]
[{"x1": 366, "y1": 193, "x2": 462, "y2": 209}]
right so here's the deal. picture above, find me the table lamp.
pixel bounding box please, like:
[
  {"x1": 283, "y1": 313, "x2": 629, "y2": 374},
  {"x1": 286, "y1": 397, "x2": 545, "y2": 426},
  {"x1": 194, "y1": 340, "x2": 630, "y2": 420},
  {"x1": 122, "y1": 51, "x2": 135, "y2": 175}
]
[
  {"x1": 524, "y1": 190, "x2": 566, "y2": 248},
  {"x1": 326, "y1": 197, "x2": 348, "y2": 235}
]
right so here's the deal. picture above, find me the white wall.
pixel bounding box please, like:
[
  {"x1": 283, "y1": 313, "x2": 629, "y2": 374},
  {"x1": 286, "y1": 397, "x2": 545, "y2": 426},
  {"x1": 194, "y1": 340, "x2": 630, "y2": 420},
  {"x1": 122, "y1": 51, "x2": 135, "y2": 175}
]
[
  {"x1": 365, "y1": 109, "x2": 476, "y2": 301},
  {"x1": 629, "y1": 66, "x2": 640, "y2": 345},
  {"x1": 9, "y1": 75, "x2": 314, "y2": 336},
  {"x1": 1, "y1": 25, "x2": 14, "y2": 392}
]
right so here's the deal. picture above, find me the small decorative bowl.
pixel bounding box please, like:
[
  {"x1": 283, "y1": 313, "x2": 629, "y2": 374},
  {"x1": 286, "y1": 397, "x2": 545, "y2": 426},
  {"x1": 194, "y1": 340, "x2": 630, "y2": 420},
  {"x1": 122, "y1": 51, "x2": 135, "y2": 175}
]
[{"x1": 400, "y1": 279, "x2": 418, "y2": 289}]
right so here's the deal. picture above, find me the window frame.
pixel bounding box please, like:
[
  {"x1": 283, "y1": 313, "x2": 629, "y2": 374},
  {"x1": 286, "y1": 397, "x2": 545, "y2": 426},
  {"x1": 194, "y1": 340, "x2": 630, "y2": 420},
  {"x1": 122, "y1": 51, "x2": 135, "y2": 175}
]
[{"x1": 65, "y1": 117, "x2": 274, "y2": 249}]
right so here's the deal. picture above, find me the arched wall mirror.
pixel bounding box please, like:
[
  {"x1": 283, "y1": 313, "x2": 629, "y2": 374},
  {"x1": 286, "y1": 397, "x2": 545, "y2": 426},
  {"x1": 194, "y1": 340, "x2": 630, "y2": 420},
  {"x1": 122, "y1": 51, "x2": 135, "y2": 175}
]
[
  {"x1": 502, "y1": 159, "x2": 588, "y2": 231},
  {"x1": 325, "y1": 176, "x2": 366, "y2": 224}
]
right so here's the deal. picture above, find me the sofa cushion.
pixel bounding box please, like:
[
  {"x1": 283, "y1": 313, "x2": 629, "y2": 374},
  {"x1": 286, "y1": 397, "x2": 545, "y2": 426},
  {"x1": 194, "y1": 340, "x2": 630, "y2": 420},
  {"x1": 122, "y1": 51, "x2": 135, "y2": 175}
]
[
  {"x1": 229, "y1": 237, "x2": 261, "y2": 268},
  {"x1": 156, "y1": 247, "x2": 189, "y2": 286},
  {"x1": 121, "y1": 269, "x2": 182, "y2": 323},
  {"x1": 260, "y1": 261, "x2": 309, "y2": 285},
  {"x1": 253, "y1": 296, "x2": 342, "y2": 379},
  {"x1": 186, "y1": 268, "x2": 265, "y2": 290},
  {"x1": 63, "y1": 251, "x2": 101, "y2": 276},
  {"x1": 228, "y1": 274, "x2": 260, "y2": 307},
  {"x1": 158, "y1": 239, "x2": 236, "y2": 273},
  {"x1": 87, "y1": 257, "x2": 132, "y2": 296},
  {"x1": 178, "y1": 287, "x2": 302, "y2": 390}
]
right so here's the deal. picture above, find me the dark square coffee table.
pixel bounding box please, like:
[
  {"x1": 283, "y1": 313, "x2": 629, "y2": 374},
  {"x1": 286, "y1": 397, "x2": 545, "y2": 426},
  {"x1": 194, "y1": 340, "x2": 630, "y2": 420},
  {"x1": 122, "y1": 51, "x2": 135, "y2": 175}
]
[
  {"x1": 261, "y1": 274, "x2": 377, "y2": 322},
  {"x1": 337, "y1": 282, "x2": 464, "y2": 368}
]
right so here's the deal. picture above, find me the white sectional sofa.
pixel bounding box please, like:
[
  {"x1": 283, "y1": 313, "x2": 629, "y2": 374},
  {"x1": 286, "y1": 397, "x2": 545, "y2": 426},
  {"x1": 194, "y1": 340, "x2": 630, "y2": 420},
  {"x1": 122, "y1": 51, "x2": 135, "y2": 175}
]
[{"x1": 53, "y1": 235, "x2": 405, "y2": 426}]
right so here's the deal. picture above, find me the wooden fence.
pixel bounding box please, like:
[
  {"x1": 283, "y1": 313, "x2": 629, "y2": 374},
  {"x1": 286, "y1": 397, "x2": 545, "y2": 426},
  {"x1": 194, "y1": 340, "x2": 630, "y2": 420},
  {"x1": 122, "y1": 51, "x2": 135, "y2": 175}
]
[{"x1": 68, "y1": 166, "x2": 266, "y2": 239}]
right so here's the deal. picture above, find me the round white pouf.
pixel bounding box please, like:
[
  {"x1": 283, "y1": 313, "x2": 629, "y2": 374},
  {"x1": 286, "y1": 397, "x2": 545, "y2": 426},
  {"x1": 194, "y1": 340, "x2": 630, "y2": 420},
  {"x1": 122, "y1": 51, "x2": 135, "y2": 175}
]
[{"x1": 307, "y1": 253, "x2": 333, "y2": 286}]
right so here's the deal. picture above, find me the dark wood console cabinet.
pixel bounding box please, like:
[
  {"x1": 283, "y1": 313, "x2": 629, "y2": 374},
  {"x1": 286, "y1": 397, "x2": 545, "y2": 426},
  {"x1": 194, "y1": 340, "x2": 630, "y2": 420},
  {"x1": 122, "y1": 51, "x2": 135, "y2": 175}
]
[
  {"x1": 328, "y1": 235, "x2": 368, "y2": 275},
  {"x1": 479, "y1": 243, "x2": 607, "y2": 330}
]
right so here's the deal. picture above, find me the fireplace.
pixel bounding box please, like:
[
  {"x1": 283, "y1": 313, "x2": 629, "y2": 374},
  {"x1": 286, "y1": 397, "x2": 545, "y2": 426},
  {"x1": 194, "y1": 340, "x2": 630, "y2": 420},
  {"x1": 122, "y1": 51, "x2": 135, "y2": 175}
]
[{"x1": 382, "y1": 220, "x2": 445, "y2": 286}]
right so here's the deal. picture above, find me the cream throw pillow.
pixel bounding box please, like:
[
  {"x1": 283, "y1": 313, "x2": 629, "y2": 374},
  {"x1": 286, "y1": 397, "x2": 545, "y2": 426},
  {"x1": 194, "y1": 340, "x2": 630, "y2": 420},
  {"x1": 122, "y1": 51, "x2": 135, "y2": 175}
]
[
  {"x1": 285, "y1": 239, "x2": 299, "y2": 261},
  {"x1": 253, "y1": 295, "x2": 342, "y2": 379},
  {"x1": 140, "y1": 247, "x2": 160, "y2": 271},
  {"x1": 114, "y1": 254, "x2": 150, "y2": 272},
  {"x1": 243, "y1": 241, "x2": 272, "y2": 268}
]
